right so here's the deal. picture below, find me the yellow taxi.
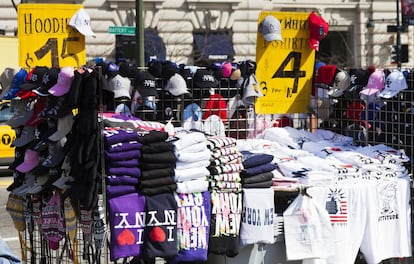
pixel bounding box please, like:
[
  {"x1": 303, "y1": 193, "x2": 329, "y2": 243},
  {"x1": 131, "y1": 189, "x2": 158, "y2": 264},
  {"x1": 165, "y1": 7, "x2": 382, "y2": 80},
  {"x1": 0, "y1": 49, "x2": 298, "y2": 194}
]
[{"x1": 0, "y1": 100, "x2": 16, "y2": 166}]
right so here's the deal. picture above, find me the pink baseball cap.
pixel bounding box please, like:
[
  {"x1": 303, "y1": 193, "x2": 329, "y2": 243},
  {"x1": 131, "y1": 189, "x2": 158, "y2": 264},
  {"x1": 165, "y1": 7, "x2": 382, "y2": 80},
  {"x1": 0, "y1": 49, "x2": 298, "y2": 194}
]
[
  {"x1": 16, "y1": 149, "x2": 40, "y2": 173},
  {"x1": 359, "y1": 69, "x2": 385, "y2": 97},
  {"x1": 222, "y1": 62, "x2": 232, "y2": 78},
  {"x1": 48, "y1": 66, "x2": 75, "y2": 97}
]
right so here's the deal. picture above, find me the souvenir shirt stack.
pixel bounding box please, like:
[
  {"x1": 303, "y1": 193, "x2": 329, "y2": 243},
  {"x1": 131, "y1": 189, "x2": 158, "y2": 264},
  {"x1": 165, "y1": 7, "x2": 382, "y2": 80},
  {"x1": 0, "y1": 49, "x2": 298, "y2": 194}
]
[
  {"x1": 104, "y1": 128, "x2": 145, "y2": 261},
  {"x1": 137, "y1": 130, "x2": 176, "y2": 195},
  {"x1": 138, "y1": 130, "x2": 178, "y2": 259},
  {"x1": 104, "y1": 127, "x2": 146, "y2": 261},
  {"x1": 240, "y1": 152, "x2": 276, "y2": 188},
  {"x1": 170, "y1": 130, "x2": 212, "y2": 263},
  {"x1": 104, "y1": 128, "x2": 142, "y2": 197},
  {"x1": 207, "y1": 137, "x2": 243, "y2": 192},
  {"x1": 172, "y1": 130, "x2": 210, "y2": 194},
  {"x1": 206, "y1": 136, "x2": 243, "y2": 257}
]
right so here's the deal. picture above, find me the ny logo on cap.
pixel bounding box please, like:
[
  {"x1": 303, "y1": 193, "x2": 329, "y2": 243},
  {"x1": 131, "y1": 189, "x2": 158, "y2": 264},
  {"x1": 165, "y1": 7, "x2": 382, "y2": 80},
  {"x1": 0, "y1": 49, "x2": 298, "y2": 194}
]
[
  {"x1": 385, "y1": 78, "x2": 392, "y2": 88},
  {"x1": 144, "y1": 79, "x2": 156, "y2": 88},
  {"x1": 30, "y1": 74, "x2": 39, "y2": 82},
  {"x1": 82, "y1": 19, "x2": 91, "y2": 27},
  {"x1": 334, "y1": 76, "x2": 340, "y2": 86},
  {"x1": 42, "y1": 74, "x2": 50, "y2": 84},
  {"x1": 202, "y1": 74, "x2": 215, "y2": 82},
  {"x1": 319, "y1": 25, "x2": 325, "y2": 36},
  {"x1": 350, "y1": 74, "x2": 357, "y2": 84}
]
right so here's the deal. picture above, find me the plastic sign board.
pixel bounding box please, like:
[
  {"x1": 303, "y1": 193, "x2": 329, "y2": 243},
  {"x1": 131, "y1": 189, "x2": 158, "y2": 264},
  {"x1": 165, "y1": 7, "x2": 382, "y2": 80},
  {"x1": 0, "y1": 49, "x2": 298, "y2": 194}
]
[
  {"x1": 18, "y1": 4, "x2": 86, "y2": 68},
  {"x1": 109, "y1": 26, "x2": 135, "y2": 35},
  {"x1": 255, "y1": 11, "x2": 315, "y2": 114}
]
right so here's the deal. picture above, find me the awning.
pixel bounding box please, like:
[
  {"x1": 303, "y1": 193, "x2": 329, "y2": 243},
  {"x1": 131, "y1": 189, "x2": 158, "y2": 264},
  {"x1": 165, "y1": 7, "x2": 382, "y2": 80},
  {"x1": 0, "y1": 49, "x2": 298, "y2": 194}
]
[
  {"x1": 144, "y1": 28, "x2": 166, "y2": 64},
  {"x1": 193, "y1": 31, "x2": 235, "y2": 64}
]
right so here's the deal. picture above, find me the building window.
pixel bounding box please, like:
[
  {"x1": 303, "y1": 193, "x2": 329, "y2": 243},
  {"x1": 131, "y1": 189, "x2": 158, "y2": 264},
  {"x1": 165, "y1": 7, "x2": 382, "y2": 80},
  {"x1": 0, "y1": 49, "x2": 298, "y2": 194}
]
[
  {"x1": 115, "y1": 28, "x2": 166, "y2": 65},
  {"x1": 193, "y1": 31, "x2": 235, "y2": 66}
]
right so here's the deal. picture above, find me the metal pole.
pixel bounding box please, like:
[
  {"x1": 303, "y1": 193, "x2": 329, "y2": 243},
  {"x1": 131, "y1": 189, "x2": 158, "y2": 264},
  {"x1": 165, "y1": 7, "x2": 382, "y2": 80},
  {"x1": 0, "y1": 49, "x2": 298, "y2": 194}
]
[
  {"x1": 136, "y1": 0, "x2": 145, "y2": 67},
  {"x1": 396, "y1": 0, "x2": 402, "y2": 69}
]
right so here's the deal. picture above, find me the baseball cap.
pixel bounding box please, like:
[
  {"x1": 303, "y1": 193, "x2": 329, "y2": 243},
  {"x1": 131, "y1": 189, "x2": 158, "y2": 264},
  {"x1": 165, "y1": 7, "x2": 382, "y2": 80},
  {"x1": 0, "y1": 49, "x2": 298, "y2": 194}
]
[
  {"x1": 241, "y1": 73, "x2": 263, "y2": 106},
  {"x1": 20, "y1": 66, "x2": 49, "y2": 91},
  {"x1": 25, "y1": 97, "x2": 47, "y2": 127},
  {"x1": 105, "y1": 62, "x2": 120, "y2": 78},
  {"x1": 53, "y1": 156, "x2": 74, "y2": 190},
  {"x1": 148, "y1": 59, "x2": 163, "y2": 78},
  {"x1": 7, "y1": 99, "x2": 35, "y2": 129},
  {"x1": 0, "y1": 67, "x2": 16, "y2": 96},
  {"x1": 314, "y1": 65, "x2": 337, "y2": 89},
  {"x1": 203, "y1": 114, "x2": 226, "y2": 137},
  {"x1": 349, "y1": 68, "x2": 369, "y2": 92},
  {"x1": 308, "y1": 12, "x2": 329, "y2": 51},
  {"x1": 69, "y1": 8, "x2": 96, "y2": 37},
  {"x1": 193, "y1": 69, "x2": 219, "y2": 88},
  {"x1": 328, "y1": 70, "x2": 351, "y2": 97},
  {"x1": 108, "y1": 74, "x2": 132, "y2": 99},
  {"x1": 48, "y1": 112, "x2": 74, "y2": 142},
  {"x1": 230, "y1": 68, "x2": 242, "y2": 81},
  {"x1": 12, "y1": 173, "x2": 36, "y2": 196},
  {"x1": 48, "y1": 66, "x2": 75, "y2": 97},
  {"x1": 222, "y1": 62, "x2": 232, "y2": 78},
  {"x1": 161, "y1": 60, "x2": 179, "y2": 79},
  {"x1": 12, "y1": 125, "x2": 36, "y2": 147},
  {"x1": 314, "y1": 61, "x2": 326, "y2": 72},
  {"x1": 344, "y1": 101, "x2": 365, "y2": 121},
  {"x1": 165, "y1": 73, "x2": 192, "y2": 97},
  {"x1": 360, "y1": 69, "x2": 385, "y2": 97},
  {"x1": 378, "y1": 70, "x2": 408, "y2": 99},
  {"x1": 8, "y1": 146, "x2": 26, "y2": 171},
  {"x1": 33, "y1": 67, "x2": 60, "y2": 97},
  {"x1": 134, "y1": 70, "x2": 158, "y2": 97},
  {"x1": 26, "y1": 174, "x2": 49, "y2": 194},
  {"x1": 3, "y1": 68, "x2": 28, "y2": 100},
  {"x1": 258, "y1": 15, "x2": 283, "y2": 42},
  {"x1": 273, "y1": 115, "x2": 293, "y2": 127},
  {"x1": 183, "y1": 103, "x2": 202, "y2": 121},
  {"x1": 203, "y1": 93, "x2": 227, "y2": 122},
  {"x1": 16, "y1": 149, "x2": 40, "y2": 173},
  {"x1": 14, "y1": 89, "x2": 37, "y2": 100},
  {"x1": 42, "y1": 139, "x2": 66, "y2": 168}
]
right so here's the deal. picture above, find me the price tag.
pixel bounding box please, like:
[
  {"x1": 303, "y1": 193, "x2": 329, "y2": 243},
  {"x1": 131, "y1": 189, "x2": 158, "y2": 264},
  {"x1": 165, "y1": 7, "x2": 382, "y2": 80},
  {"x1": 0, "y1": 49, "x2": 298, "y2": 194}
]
[
  {"x1": 18, "y1": 4, "x2": 86, "y2": 68},
  {"x1": 255, "y1": 11, "x2": 315, "y2": 114}
]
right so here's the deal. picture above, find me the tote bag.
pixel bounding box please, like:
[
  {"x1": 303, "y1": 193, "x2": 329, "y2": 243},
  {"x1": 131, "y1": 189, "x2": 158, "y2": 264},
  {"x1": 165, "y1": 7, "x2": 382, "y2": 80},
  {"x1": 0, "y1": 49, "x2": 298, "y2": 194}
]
[{"x1": 283, "y1": 191, "x2": 334, "y2": 261}]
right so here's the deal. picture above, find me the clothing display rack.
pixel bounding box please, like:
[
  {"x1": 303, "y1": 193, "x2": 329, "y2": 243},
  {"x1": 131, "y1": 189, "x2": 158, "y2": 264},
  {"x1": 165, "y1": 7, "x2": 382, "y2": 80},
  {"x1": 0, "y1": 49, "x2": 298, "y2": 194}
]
[{"x1": 3, "y1": 62, "x2": 413, "y2": 264}]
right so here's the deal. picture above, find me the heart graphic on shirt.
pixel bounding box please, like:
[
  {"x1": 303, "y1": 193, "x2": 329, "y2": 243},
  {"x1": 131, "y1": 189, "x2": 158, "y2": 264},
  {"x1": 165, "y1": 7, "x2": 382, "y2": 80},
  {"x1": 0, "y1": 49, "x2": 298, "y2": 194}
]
[
  {"x1": 149, "y1": 226, "x2": 166, "y2": 242},
  {"x1": 117, "y1": 229, "x2": 135, "y2": 246}
]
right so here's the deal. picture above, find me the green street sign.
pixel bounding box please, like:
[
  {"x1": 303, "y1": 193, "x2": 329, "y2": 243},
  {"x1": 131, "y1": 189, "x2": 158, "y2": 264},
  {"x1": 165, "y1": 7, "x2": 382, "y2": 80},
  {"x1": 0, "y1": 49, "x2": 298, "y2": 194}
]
[{"x1": 108, "y1": 26, "x2": 135, "y2": 35}]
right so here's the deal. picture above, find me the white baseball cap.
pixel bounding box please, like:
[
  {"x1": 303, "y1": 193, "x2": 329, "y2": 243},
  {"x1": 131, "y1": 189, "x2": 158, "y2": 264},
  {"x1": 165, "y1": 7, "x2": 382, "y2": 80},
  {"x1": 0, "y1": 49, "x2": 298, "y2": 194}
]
[
  {"x1": 258, "y1": 15, "x2": 283, "y2": 42},
  {"x1": 108, "y1": 74, "x2": 132, "y2": 99},
  {"x1": 69, "y1": 8, "x2": 96, "y2": 37},
  {"x1": 165, "y1": 73, "x2": 192, "y2": 97},
  {"x1": 379, "y1": 70, "x2": 408, "y2": 99},
  {"x1": 328, "y1": 70, "x2": 351, "y2": 97}
]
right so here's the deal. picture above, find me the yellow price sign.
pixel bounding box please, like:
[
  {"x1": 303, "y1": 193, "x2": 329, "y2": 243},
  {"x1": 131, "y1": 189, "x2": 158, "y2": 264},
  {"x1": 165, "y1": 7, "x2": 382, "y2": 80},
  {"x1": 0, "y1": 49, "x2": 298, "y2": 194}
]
[
  {"x1": 255, "y1": 11, "x2": 315, "y2": 114},
  {"x1": 18, "y1": 4, "x2": 86, "y2": 69}
]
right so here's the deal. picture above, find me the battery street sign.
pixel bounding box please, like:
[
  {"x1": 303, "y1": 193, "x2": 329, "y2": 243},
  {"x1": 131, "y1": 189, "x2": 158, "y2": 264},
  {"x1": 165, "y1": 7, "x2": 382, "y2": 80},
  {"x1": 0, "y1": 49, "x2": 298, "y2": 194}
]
[
  {"x1": 386, "y1": 25, "x2": 408, "y2": 33},
  {"x1": 18, "y1": 4, "x2": 86, "y2": 68},
  {"x1": 109, "y1": 26, "x2": 135, "y2": 35}
]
